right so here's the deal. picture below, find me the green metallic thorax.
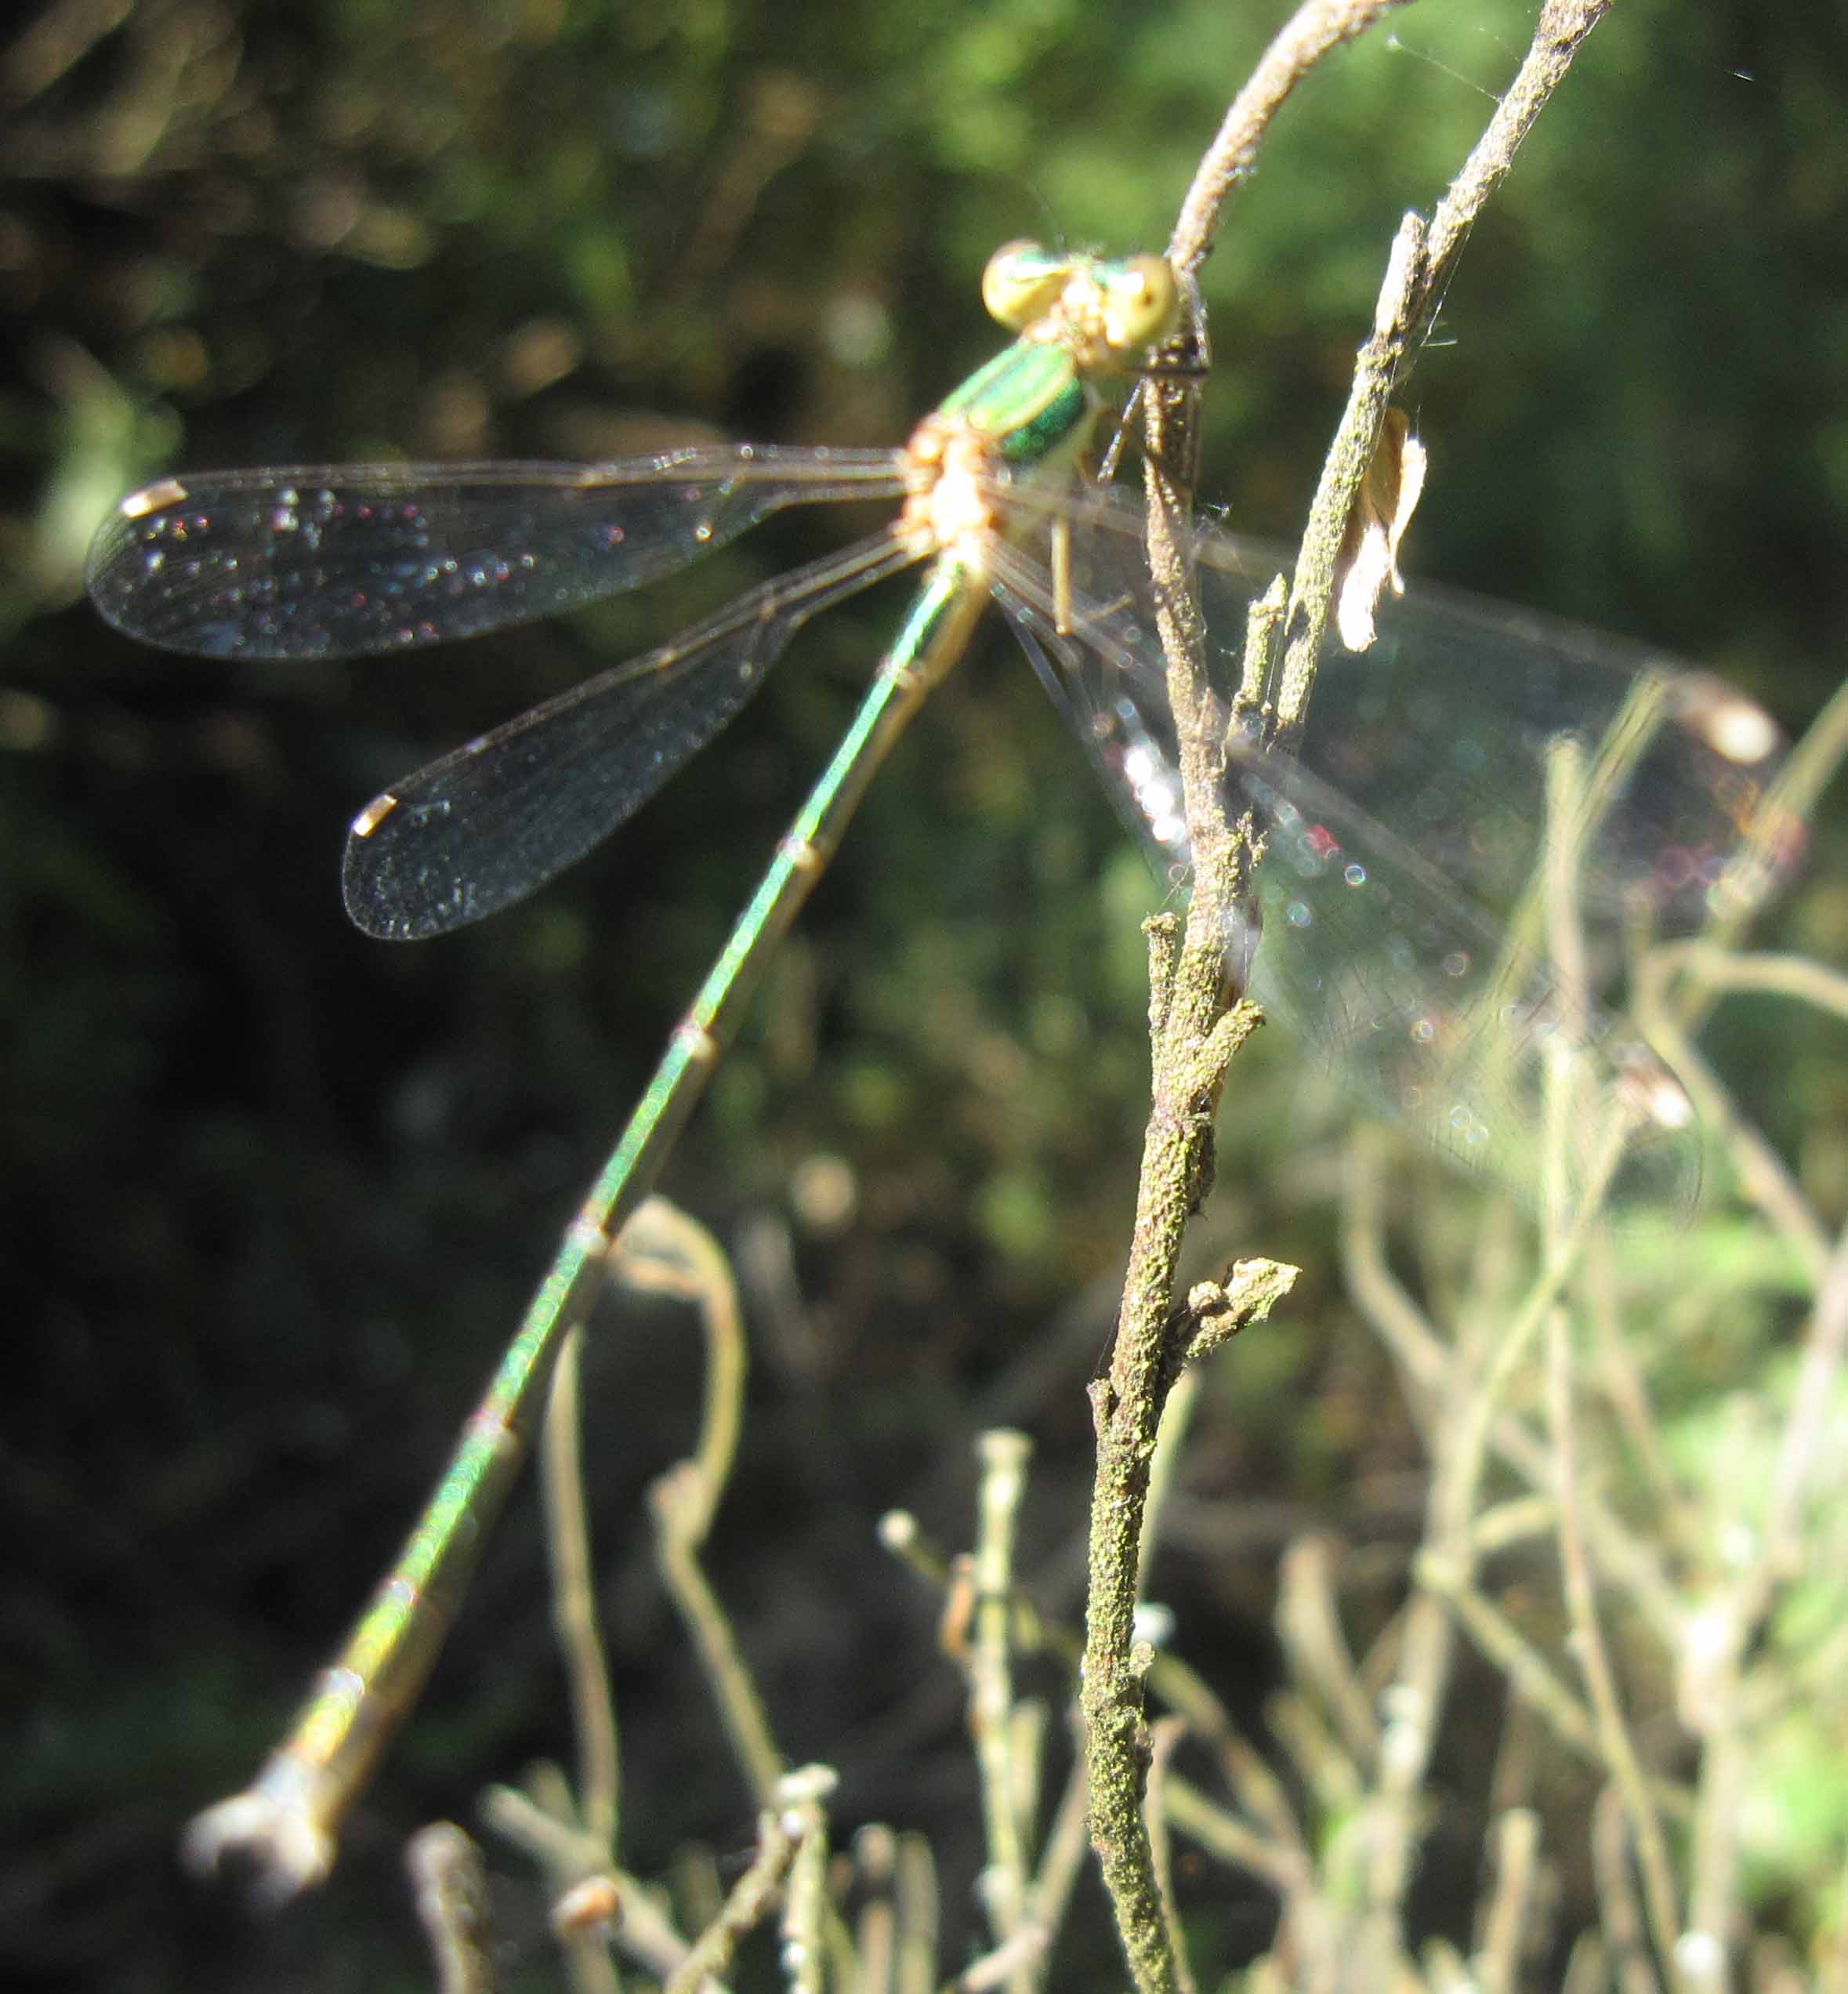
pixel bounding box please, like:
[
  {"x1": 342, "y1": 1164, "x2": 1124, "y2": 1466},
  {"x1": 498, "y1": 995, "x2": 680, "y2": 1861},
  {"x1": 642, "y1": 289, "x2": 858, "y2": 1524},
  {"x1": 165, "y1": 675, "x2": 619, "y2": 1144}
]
[{"x1": 937, "y1": 339, "x2": 1094, "y2": 467}]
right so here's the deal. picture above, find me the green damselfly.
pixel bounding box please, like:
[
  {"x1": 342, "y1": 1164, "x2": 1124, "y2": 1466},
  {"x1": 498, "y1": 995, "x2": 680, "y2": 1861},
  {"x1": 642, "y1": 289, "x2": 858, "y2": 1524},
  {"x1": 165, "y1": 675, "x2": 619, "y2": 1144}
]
[{"x1": 87, "y1": 243, "x2": 1795, "y2": 1894}]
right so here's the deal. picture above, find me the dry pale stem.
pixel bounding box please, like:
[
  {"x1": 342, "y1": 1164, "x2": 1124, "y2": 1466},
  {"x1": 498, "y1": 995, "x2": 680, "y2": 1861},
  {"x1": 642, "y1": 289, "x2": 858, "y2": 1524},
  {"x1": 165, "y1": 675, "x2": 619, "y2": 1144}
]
[
  {"x1": 1084, "y1": 5, "x2": 1622, "y2": 1985},
  {"x1": 407, "y1": 1822, "x2": 496, "y2": 1994}
]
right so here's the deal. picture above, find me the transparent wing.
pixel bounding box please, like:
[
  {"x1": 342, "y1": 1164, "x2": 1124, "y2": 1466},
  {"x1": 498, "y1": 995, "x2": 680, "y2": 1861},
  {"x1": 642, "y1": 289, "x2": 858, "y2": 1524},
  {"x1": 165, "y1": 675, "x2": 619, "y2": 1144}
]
[
  {"x1": 1212, "y1": 738, "x2": 1706, "y2": 1215},
  {"x1": 343, "y1": 530, "x2": 922, "y2": 940},
  {"x1": 87, "y1": 448, "x2": 909, "y2": 662},
  {"x1": 984, "y1": 473, "x2": 1795, "y2": 930},
  {"x1": 984, "y1": 478, "x2": 1801, "y2": 1210}
]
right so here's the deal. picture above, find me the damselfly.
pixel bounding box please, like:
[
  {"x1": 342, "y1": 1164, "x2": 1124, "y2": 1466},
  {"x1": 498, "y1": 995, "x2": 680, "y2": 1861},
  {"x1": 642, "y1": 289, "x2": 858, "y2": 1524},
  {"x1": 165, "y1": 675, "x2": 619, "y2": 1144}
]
[{"x1": 86, "y1": 242, "x2": 1795, "y2": 1894}]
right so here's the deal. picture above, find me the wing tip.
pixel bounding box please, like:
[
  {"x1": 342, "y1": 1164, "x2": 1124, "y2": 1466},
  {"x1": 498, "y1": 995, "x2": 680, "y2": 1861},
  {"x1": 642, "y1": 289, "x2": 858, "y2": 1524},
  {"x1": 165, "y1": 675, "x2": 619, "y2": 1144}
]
[{"x1": 119, "y1": 477, "x2": 190, "y2": 521}]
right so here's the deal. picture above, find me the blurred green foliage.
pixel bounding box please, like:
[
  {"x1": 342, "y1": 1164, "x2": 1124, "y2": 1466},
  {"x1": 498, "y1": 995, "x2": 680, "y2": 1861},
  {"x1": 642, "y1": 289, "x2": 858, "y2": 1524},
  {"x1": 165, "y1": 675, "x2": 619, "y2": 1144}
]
[{"x1": 5, "y1": 1, "x2": 1846, "y2": 1987}]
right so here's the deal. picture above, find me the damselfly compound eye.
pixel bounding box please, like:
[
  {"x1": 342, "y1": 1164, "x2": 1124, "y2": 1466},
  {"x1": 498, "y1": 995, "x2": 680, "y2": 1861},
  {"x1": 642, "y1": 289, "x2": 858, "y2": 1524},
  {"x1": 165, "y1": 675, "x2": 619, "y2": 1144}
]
[{"x1": 981, "y1": 240, "x2": 1071, "y2": 332}]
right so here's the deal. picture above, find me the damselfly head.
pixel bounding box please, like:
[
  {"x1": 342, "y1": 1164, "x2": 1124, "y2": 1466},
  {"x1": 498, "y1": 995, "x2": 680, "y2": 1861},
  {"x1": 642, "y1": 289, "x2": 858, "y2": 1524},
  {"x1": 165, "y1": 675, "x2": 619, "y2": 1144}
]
[{"x1": 980, "y1": 242, "x2": 1179, "y2": 366}]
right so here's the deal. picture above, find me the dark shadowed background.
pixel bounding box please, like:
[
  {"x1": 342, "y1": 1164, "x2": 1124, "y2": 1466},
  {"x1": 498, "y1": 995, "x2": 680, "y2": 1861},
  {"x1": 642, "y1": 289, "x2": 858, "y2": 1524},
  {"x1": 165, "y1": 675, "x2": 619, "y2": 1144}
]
[{"x1": 5, "y1": 2, "x2": 1847, "y2": 1988}]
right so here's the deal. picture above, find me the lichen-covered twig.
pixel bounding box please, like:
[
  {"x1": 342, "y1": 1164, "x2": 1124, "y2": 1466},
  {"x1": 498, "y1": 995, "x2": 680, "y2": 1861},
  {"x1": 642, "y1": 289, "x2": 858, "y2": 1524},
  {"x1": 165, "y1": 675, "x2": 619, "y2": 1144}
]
[{"x1": 1083, "y1": 6, "x2": 1620, "y2": 1987}]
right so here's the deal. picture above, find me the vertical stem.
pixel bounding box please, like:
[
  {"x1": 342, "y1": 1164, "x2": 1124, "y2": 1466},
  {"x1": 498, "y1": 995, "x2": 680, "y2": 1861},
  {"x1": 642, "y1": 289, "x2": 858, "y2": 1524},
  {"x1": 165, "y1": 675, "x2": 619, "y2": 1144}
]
[
  {"x1": 969, "y1": 1430, "x2": 1036, "y2": 1992},
  {"x1": 541, "y1": 1325, "x2": 621, "y2": 1856}
]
